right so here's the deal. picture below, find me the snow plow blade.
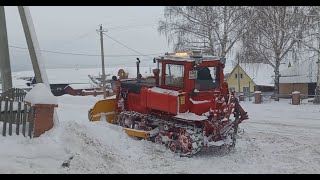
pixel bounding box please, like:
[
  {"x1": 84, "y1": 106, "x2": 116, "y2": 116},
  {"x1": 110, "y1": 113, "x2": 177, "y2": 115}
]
[
  {"x1": 88, "y1": 98, "x2": 116, "y2": 123},
  {"x1": 123, "y1": 128, "x2": 150, "y2": 139}
]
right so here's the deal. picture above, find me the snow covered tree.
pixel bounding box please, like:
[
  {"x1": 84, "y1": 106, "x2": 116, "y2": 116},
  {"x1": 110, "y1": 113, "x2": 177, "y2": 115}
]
[
  {"x1": 259, "y1": 6, "x2": 320, "y2": 104},
  {"x1": 304, "y1": 7, "x2": 320, "y2": 104},
  {"x1": 241, "y1": 6, "x2": 308, "y2": 101},
  {"x1": 158, "y1": 6, "x2": 254, "y2": 58}
]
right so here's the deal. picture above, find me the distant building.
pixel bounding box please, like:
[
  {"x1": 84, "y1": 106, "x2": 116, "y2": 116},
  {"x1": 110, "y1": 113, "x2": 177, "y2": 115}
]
[
  {"x1": 64, "y1": 84, "x2": 95, "y2": 96},
  {"x1": 279, "y1": 59, "x2": 317, "y2": 96},
  {"x1": 225, "y1": 63, "x2": 275, "y2": 93},
  {"x1": 29, "y1": 69, "x2": 94, "y2": 96}
]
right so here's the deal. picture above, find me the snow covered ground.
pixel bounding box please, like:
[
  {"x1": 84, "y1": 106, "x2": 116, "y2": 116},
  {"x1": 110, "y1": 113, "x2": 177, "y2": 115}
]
[{"x1": 0, "y1": 95, "x2": 319, "y2": 174}]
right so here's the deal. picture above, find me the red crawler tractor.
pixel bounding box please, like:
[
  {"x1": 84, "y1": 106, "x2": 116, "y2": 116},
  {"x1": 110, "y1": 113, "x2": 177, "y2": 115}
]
[{"x1": 89, "y1": 51, "x2": 248, "y2": 156}]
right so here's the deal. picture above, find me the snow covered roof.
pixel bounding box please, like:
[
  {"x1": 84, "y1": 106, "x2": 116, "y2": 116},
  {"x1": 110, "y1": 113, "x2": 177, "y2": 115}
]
[
  {"x1": 225, "y1": 63, "x2": 279, "y2": 87},
  {"x1": 65, "y1": 83, "x2": 94, "y2": 90},
  {"x1": 279, "y1": 59, "x2": 317, "y2": 84},
  {"x1": 240, "y1": 63, "x2": 275, "y2": 86}
]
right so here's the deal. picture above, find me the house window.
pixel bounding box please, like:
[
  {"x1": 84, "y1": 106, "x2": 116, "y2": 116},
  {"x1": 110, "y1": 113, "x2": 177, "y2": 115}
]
[
  {"x1": 243, "y1": 87, "x2": 250, "y2": 93},
  {"x1": 235, "y1": 74, "x2": 237, "y2": 79},
  {"x1": 240, "y1": 74, "x2": 243, "y2": 79}
]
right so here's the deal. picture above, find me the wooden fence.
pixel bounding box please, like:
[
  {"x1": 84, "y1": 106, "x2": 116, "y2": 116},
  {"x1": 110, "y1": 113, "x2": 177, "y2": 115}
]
[
  {"x1": 0, "y1": 88, "x2": 33, "y2": 138},
  {"x1": 0, "y1": 88, "x2": 27, "y2": 102}
]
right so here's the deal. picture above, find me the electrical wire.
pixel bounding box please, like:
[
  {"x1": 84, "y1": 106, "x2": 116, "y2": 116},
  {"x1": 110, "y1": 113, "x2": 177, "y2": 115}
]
[{"x1": 9, "y1": 45, "x2": 162, "y2": 58}]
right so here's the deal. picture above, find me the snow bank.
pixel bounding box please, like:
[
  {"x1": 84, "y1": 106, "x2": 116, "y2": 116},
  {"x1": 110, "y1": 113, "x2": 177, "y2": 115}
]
[{"x1": 25, "y1": 83, "x2": 57, "y2": 105}]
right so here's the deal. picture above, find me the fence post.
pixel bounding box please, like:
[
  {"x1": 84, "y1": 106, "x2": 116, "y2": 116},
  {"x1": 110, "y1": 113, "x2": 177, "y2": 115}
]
[
  {"x1": 28, "y1": 106, "x2": 34, "y2": 139},
  {"x1": 291, "y1": 91, "x2": 301, "y2": 105},
  {"x1": 254, "y1": 91, "x2": 262, "y2": 104},
  {"x1": 2, "y1": 97, "x2": 9, "y2": 136},
  {"x1": 16, "y1": 101, "x2": 21, "y2": 135},
  {"x1": 0, "y1": 98, "x2": 2, "y2": 122},
  {"x1": 27, "y1": 103, "x2": 58, "y2": 138},
  {"x1": 8, "y1": 99, "x2": 13, "y2": 136},
  {"x1": 24, "y1": 84, "x2": 58, "y2": 138},
  {"x1": 22, "y1": 102, "x2": 28, "y2": 137}
]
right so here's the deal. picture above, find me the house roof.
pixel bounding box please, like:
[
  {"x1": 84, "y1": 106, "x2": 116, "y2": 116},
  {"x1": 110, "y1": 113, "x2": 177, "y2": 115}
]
[
  {"x1": 279, "y1": 59, "x2": 317, "y2": 83},
  {"x1": 225, "y1": 63, "x2": 276, "y2": 87},
  {"x1": 65, "y1": 83, "x2": 94, "y2": 90}
]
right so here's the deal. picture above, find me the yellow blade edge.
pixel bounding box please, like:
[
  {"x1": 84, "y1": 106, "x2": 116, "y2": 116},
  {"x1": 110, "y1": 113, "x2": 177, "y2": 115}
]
[
  {"x1": 88, "y1": 98, "x2": 117, "y2": 123},
  {"x1": 123, "y1": 128, "x2": 150, "y2": 139}
]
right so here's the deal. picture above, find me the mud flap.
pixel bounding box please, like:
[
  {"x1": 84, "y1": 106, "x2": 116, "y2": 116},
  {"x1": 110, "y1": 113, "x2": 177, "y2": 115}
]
[{"x1": 88, "y1": 98, "x2": 117, "y2": 123}]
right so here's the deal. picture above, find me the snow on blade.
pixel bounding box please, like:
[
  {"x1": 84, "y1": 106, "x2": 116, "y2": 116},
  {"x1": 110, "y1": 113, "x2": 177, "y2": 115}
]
[{"x1": 25, "y1": 83, "x2": 57, "y2": 105}]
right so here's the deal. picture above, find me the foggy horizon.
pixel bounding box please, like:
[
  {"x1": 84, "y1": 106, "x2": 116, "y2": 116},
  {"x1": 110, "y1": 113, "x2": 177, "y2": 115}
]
[{"x1": 3, "y1": 6, "x2": 172, "y2": 72}]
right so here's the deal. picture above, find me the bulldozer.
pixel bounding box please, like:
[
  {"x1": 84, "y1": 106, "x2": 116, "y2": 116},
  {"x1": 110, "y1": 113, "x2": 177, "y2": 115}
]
[{"x1": 88, "y1": 51, "x2": 248, "y2": 156}]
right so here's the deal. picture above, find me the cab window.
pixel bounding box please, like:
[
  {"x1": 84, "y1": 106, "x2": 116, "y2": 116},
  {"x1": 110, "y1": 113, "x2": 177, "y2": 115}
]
[
  {"x1": 165, "y1": 64, "x2": 184, "y2": 88},
  {"x1": 194, "y1": 66, "x2": 219, "y2": 90}
]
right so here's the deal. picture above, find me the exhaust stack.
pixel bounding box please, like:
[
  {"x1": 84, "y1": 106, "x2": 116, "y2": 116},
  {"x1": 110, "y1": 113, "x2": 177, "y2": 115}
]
[{"x1": 136, "y1": 58, "x2": 141, "y2": 82}]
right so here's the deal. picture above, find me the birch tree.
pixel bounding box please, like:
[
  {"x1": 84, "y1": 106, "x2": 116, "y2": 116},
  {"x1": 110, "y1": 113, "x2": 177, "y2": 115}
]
[
  {"x1": 241, "y1": 6, "x2": 307, "y2": 101},
  {"x1": 158, "y1": 6, "x2": 254, "y2": 58},
  {"x1": 303, "y1": 7, "x2": 320, "y2": 104}
]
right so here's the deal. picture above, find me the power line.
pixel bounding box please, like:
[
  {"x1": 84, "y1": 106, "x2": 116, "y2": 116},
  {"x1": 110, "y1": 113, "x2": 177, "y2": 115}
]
[
  {"x1": 102, "y1": 32, "x2": 153, "y2": 59},
  {"x1": 9, "y1": 45, "x2": 162, "y2": 57},
  {"x1": 107, "y1": 22, "x2": 157, "y2": 31},
  {"x1": 100, "y1": 18, "x2": 159, "y2": 30},
  {"x1": 54, "y1": 31, "x2": 94, "y2": 51},
  {"x1": 52, "y1": 21, "x2": 158, "y2": 51}
]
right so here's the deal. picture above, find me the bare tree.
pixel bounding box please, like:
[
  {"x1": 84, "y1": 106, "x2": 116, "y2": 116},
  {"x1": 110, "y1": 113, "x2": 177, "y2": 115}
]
[
  {"x1": 158, "y1": 6, "x2": 254, "y2": 58},
  {"x1": 242, "y1": 6, "x2": 308, "y2": 101},
  {"x1": 303, "y1": 7, "x2": 320, "y2": 104}
]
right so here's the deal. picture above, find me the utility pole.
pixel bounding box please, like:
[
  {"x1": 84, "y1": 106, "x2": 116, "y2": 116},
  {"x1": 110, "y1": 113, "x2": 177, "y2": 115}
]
[
  {"x1": 18, "y1": 6, "x2": 58, "y2": 126},
  {"x1": 0, "y1": 6, "x2": 13, "y2": 91},
  {"x1": 97, "y1": 24, "x2": 107, "y2": 99},
  {"x1": 18, "y1": 6, "x2": 49, "y2": 87}
]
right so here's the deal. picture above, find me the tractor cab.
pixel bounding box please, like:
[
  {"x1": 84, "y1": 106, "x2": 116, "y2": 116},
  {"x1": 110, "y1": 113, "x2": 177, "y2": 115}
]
[
  {"x1": 155, "y1": 51, "x2": 227, "y2": 97},
  {"x1": 149, "y1": 51, "x2": 229, "y2": 116}
]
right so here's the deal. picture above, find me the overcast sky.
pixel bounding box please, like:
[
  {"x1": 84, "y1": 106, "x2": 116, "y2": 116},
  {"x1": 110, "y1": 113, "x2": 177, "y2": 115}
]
[{"x1": 4, "y1": 6, "x2": 171, "y2": 72}]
